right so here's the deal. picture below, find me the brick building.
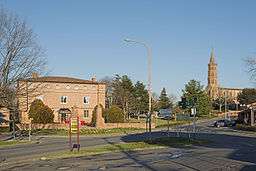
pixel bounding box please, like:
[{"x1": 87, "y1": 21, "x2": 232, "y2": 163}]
[{"x1": 17, "y1": 73, "x2": 105, "y2": 124}]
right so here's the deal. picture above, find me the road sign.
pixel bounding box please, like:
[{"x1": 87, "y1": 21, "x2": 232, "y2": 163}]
[
  {"x1": 177, "y1": 114, "x2": 190, "y2": 121},
  {"x1": 71, "y1": 117, "x2": 78, "y2": 133},
  {"x1": 191, "y1": 108, "x2": 196, "y2": 115},
  {"x1": 69, "y1": 117, "x2": 80, "y2": 152},
  {"x1": 158, "y1": 109, "x2": 173, "y2": 117}
]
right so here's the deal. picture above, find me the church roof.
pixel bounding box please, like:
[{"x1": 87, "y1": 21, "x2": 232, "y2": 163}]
[{"x1": 210, "y1": 50, "x2": 216, "y2": 64}]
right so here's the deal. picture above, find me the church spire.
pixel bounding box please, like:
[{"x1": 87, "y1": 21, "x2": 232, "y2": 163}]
[{"x1": 210, "y1": 50, "x2": 216, "y2": 64}]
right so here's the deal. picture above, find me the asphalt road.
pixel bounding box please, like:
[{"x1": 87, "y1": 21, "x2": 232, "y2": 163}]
[{"x1": 1, "y1": 118, "x2": 256, "y2": 170}]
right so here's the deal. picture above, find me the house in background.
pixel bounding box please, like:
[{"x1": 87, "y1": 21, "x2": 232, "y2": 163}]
[
  {"x1": 0, "y1": 106, "x2": 14, "y2": 127},
  {"x1": 18, "y1": 73, "x2": 105, "y2": 124}
]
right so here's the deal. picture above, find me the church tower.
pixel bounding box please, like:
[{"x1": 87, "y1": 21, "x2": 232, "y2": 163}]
[{"x1": 206, "y1": 50, "x2": 218, "y2": 99}]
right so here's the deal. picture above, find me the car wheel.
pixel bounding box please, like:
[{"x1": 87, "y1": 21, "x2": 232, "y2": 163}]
[{"x1": 217, "y1": 124, "x2": 220, "y2": 128}]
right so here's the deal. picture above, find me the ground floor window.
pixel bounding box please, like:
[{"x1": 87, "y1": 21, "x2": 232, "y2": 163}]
[{"x1": 84, "y1": 110, "x2": 89, "y2": 119}]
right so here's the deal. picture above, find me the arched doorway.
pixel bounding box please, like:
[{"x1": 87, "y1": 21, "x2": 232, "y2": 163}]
[{"x1": 58, "y1": 108, "x2": 72, "y2": 122}]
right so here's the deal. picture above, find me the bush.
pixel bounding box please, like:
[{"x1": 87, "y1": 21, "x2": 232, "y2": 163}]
[
  {"x1": 90, "y1": 104, "x2": 104, "y2": 126},
  {"x1": 105, "y1": 106, "x2": 124, "y2": 123},
  {"x1": 91, "y1": 105, "x2": 124, "y2": 125},
  {"x1": 28, "y1": 99, "x2": 54, "y2": 124},
  {"x1": 235, "y1": 124, "x2": 256, "y2": 132}
]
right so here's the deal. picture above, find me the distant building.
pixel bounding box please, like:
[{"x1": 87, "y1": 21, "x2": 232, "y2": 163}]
[
  {"x1": 18, "y1": 73, "x2": 105, "y2": 124},
  {"x1": 0, "y1": 106, "x2": 14, "y2": 127},
  {"x1": 205, "y1": 51, "x2": 242, "y2": 104}
]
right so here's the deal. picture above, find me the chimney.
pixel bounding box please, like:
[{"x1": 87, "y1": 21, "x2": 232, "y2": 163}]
[
  {"x1": 92, "y1": 78, "x2": 96, "y2": 82},
  {"x1": 33, "y1": 73, "x2": 38, "y2": 78}
]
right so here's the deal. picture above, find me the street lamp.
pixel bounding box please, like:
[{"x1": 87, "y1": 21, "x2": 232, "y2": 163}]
[{"x1": 124, "y1": 38, "x2": 152, "y2": 140}]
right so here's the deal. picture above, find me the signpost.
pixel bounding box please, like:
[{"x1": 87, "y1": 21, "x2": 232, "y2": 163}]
[
  {"x1": 178, "y1": 97, "x2": 198, "y2": 138},
  {"x1": 177, "y1": 113, "x2": 190, "y2": 138},
  {"x1": 69, "y1": 117, "x2": 80, "y2": 152},
  {"x1": 159, "y1": 109, "x2": 173, "y2": 137}
]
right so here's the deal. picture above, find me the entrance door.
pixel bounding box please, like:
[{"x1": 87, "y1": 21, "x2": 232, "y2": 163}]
[{"x1": 61, "y1": 113, "x2": 67, "y2": 122}]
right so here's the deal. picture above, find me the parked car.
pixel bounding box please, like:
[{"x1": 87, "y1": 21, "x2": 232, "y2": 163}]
[{"x1": 214, "y1": 119, "x2": 236, "y2": 127}]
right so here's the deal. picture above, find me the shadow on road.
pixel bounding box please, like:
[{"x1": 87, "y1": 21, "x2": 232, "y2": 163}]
[{"x1": 118, "y1": 129, "x2": 256, "y2": 168}]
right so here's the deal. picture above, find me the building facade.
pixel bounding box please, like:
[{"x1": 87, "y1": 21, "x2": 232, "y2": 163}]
[
  {"x1": 18, "y1": 73, "x2": 105, "y2": 124},
  {"x1": 205, "y1": 51, "x2": 242, "y2": 103}
]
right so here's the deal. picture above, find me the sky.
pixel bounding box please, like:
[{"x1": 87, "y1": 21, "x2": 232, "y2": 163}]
[{"x1": 1, "y1": 0, "x2": 256, "y2": 99}]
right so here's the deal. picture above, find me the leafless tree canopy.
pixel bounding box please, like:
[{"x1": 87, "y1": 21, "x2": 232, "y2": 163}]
[
  {"x1": 245, "y1": 57, "x2": 256, "y2": 80},
  {"x1": 0, "y1": 7, "x2": 47, "y2": 107}
]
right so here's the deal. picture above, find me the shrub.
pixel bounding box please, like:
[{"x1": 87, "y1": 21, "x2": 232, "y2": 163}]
[
  {"x1": 105, "y1": 106, "x2": 124, "y2": 123},
  {"x1": 28, "y1": 99, "x2": 54, "y2": 124},
  {"x1": 90, "y1": 104, "x2": 104, "y2": 126}
]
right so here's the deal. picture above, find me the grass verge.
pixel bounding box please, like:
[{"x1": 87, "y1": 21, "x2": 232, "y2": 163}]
[
  {"x1": 0, "y1": 140, "x2": 31, "y2": 146},
  {"x1": 17, "y1": 127, "x2": 145, "y2": 136},
  {"x1": 49, "y1": 137, "x2": 214, "y2": 157},
  {"x1": 129, "y1": 114, "x2": 218, "y2": 128},
  {"x1": 235, "y1": 124, "x2": 256, "y2": 132}
]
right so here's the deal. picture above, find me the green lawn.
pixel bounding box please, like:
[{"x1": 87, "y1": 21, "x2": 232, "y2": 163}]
[
  {"x1": 128, "y1": 114, "x2": 217, "y2": 128},
  {"x1": 49, "y1": 137, "x2": 214, "y2": 157},
  {"x1": 0, "y1": 140, "x2": 30, "y2": 146},
  {"x1": 18, "y1": 127, "x2": 145, "y2": 136},
  {"x1": 0, "y1": 127, "x2": 10, "y2": 133}
]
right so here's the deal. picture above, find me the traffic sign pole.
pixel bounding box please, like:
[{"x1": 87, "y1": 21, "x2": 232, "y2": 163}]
[
  {"x1": 193, "y1": 105, "x2": 196, "y2": 138},
  {"x1": 167, "y1": 116, "x2": 170, "y2": 137},
  {"x1": 69, "y1": 117, "x2": 72, "y2": 152}
]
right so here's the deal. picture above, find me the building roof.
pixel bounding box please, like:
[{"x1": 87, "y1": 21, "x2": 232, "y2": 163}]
[
  {"x1": 219, "y1": 87, "x2": 243, "y2": 91},
  {"x1": 210, "y1": 50, "x2": 216, "y2": 64},
  {"x1": 20, "y1": 76, "x2": 105, "y2": 84}
]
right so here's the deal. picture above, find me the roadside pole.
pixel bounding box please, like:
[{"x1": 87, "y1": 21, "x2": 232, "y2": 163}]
[
  {"x1": 193, "y1": 105, "x2": 196, "y2": 138},
  {"x1": 29, "y1": 118, "x2": 32, "y2": 141},
  {"x1": 69, "y1": 117, "x2": 72, "y2": 152},
  {"x1": 12, "y1": 119, "x2": 15, "y2": 140},
  {"x1": 146, "y1": 115, "x2": 148, "y2": 140},
  {"x1": 188, "y1": 118, "x2": 191, "y2": 138},
  {"x1": 77, "y1": 117, "x2": 79, "y2": 152},
  {"x1": 167, "y1": 116, "x2": 170, "y2": 137},
  {"x1": 176, "y1": 119, "x2": 179, "y2": 138}
]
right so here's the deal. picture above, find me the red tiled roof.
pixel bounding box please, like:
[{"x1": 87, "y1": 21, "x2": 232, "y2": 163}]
[{"x1": 21, "y1": 76, "x2": 105, "y2": 84}]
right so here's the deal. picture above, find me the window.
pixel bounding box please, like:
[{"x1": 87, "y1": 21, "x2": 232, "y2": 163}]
[
  {"x1": 74, "y1": 85, "x2": 79, "y2": 90},
  {"x1": 29, "y1": 84, "x2": 33, "y2": 88},
  {"x1": 45, "y1": 84, "x2": 50, "y2": 88},
  {"x1": 37, "y1": 84, "x2": 42, "y2": 88},
  {"x1": 66, "y1": 85, "x2": 70, "y2": 89},
  {"x1": 61, "y1": 96, "x2": 67, "y2": 104},
  {"x1": 101, "y1": 87, "x2": 103, "y2": 91},
  {"x1": 92, "y1": 86, "x2": 96, "y2": 90},
  {"x1": 36, "y1": 95, "x2": 43, "y2": 101},
  {"x1": 84, "y1": 96, "x2": 89, "y2": 104},
  {"x1": 56, "y1": 85, "x2": 60, "y2": 89},
  {"x1": 84, "y1": 110, "x2": 89, "y2": 119},
  {"x1": 83, "y1": 86, "x2": 87, "y2": 90}
]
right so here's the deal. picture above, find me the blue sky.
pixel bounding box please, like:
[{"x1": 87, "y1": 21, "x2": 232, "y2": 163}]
[{"x1": 1, "y1": 0, "x2": 256, "y2": 98}]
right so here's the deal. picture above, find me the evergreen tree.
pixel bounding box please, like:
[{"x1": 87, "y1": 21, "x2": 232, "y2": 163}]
[
  {"x1": 182, "y1": 80, "x2": 212, "y2": 116},
  {"x1": 28, "y1": 99, "x2": 54, "y2": 124},
  {"x1": 159, "y1": 88, "x2": 170, "y2": 109},
  {"x1": 133, "y1": 81, "x2": 149, "y2": 113}
]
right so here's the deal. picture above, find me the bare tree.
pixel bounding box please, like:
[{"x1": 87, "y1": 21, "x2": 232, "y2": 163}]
[
  {"x1": 0, "y1": 7, "x2": 47, "y2": 107},
  {"x1": 151, "y1": 92, "x2": 159, "y2": 111},
  {"x1": 168, "y1": 93, "x2": 177, "y2": 107},
  {"x1": 245, "y1": 57, "x2": 256, "y2": 80},
  {"x1": 214, "y1": 88, "x2": 234, "y2": 112},
  {"x1": 100, "y1": 76, "x2": 114, "y2": 109}
]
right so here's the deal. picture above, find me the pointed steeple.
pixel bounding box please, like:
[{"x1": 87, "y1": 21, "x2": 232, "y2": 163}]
[{"x1": 210, "y1": 50, "x2": 216, "y2": 64}]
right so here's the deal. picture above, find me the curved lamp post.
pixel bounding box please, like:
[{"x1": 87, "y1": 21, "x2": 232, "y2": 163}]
[{"x1": 124, "y1": 38, "x2": 152, "y2": 140}]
